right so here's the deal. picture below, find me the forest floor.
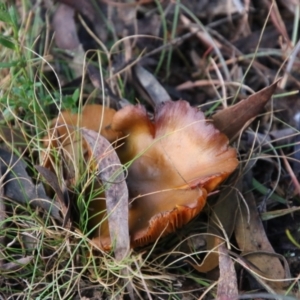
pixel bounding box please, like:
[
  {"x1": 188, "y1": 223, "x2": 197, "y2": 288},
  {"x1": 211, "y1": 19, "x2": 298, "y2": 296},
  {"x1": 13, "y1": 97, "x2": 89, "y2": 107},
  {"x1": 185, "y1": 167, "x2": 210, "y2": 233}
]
[{"x1": 0, "y1": 0, "x2": 300, "y2": 299}]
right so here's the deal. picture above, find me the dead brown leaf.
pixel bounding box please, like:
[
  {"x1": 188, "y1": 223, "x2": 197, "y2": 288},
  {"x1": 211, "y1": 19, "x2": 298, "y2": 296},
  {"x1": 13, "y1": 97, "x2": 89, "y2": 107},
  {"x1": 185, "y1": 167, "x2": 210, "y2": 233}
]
[
  {"x1": 56, "y1": 0, "x2": 96, "y2": 24},
  {"x1": 278, "y1": 0, "x2": 298, "y2": 14},
  {"x1": 35, "y1": 166, "x2": 69, "y2": 226},
  {"x1": 0, "y1": 148, "x2": 62, "y2": 221},
  {"x1": 0, "y1": 256, "x2": 34, "y2": 272},
  {"x1": 86, "y1": 65, "x2": 132, "y2": 110},
  {"x1": 188, "y1": 179, "x2": 241, "y2": 273},
  {"x1": 52, "y1": 4, "x2": 80, "y2": 50},
  {"x1": 0, "y1": 125, "x2": 27, "y2": 151},
  {"x1": 181, "y1": 0, "x2": 244, "y2": 18},
  {"x1": 235, "y1": 184, "x2": 288, "y2": 289},
  {"x1": 82, "y1": 128, "x2": 129, "y2": 260},
  {"x1": 217, "y1": 243, "x2": 238, "y2": 300},
  {"x1": 0, "y1": 166, "x2": 5, "y2": 267},
  {"x1": 267, "y1": 0, "x2": 291, "y2": 45},
  {"x1": 132, "y1": 64, "x2": 171, "y2": 108},
  {"x1": 212, "y1": 80, "x2": 280, "y2": 141}
]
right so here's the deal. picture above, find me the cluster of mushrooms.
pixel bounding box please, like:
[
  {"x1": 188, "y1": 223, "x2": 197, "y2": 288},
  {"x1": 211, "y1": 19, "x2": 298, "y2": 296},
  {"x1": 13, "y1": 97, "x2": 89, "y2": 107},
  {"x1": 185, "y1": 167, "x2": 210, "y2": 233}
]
[{"x1": 44, "y1": 100, "x2": 238, "y2": 249}]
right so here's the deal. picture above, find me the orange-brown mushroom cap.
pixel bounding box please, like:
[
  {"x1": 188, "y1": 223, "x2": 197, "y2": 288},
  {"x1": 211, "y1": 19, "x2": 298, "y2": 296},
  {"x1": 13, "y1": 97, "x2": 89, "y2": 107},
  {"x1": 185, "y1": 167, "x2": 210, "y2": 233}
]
[
  {"x1": 45, "y1": 104, "x2": 119, "y2": 147},
  {"x1": 110, "y1": 100, "x2": 238, "y2": 247},
  {"x1": 42, "y1": 104, "x2": 120, "y2": 178}
]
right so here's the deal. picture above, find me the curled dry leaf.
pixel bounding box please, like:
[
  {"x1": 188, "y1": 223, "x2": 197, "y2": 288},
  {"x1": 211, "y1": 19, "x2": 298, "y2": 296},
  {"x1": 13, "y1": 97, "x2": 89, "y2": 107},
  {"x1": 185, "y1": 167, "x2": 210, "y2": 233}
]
[
  {"x1": 81, "y1": 128, "x2": 129, "y2": 259},
  {"x1": 110, "y1": 100, "x2": 238, "y2": 247}
]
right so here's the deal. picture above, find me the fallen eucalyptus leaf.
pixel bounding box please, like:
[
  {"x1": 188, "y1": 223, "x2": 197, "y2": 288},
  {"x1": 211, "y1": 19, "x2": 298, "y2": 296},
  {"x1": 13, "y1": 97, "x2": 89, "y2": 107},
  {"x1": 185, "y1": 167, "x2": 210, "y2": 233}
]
[
  {"x1": 213, "y1": 80, "x2": 280, "y2": 140},
  {"x1": 188, "y1": 179, "x2": 241, "y2": 273},
  {"x1": 133, "y1": 64, "x2": 171, "y2": 108},
  {"x1": 235, "y1": 181, "x2": 288, "y2": 289},
  {"x1": 55, "y1": 0, "x2": 108, "y2": 41},
  {"x1": 0, "y1": 125, "x2": 27, "y2": 150},
  {"x1": 217, "y1": 243, "x2": 238, "y2": 300},
  {"x1": 0, "y1": 166, "x2": 5, "y2": 267},
  {"x1": 82, "y1": 129, "x2": 129, "y2": 260},
  {"x1": 0, "y1": 148, "x2": 62, "y2": 221},
  {"x1": 35, "y1": 166, "x2": 69, "y2": 226},
  {"x1": 52, "y1": 3, "x2": 80, "y2": 50},
  {"x1": 0, "y1": 255, "x2": 34, "y2": 271}
]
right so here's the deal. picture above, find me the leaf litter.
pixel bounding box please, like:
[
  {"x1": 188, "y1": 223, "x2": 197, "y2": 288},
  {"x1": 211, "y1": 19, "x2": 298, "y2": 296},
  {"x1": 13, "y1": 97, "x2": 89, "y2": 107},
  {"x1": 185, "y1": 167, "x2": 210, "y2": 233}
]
[{"x1": 0, "y1": 0, "x2": 300, "y2": 299}]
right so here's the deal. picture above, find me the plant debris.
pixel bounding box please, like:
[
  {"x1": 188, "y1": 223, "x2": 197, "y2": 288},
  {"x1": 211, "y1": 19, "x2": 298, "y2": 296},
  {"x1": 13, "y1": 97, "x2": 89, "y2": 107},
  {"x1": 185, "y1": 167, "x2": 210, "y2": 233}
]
[
  {"x1": 0, "y1": 0, "x2": 300, "y2": 298},
  {"x1": 0, "y1": 148, "x2": 62, "y2": 221}
]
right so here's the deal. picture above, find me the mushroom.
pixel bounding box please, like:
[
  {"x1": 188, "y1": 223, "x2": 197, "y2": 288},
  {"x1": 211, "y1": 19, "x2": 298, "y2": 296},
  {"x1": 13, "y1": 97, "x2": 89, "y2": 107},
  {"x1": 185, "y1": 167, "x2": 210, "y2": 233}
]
[
  {"x1": 43, "y1": 101, "x2": 238, "y2": 249},
  {"x1": 106, "y1": 100, "x2": 238, "y2": 247},
  {"x1": 45, "y1": 104, "x2": 118, "y2": 147},
  {"x1": 43, "y1": 104, "x2": 120, "y2": 181}
]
